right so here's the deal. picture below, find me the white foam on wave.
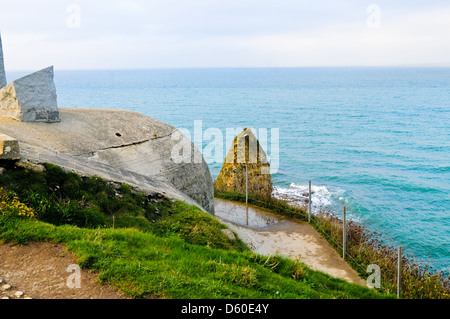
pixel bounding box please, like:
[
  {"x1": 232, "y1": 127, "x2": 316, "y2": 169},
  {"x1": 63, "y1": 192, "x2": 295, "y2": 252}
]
[{"x1": 273, "y1": 183, "x2": 345, "y2": 215}]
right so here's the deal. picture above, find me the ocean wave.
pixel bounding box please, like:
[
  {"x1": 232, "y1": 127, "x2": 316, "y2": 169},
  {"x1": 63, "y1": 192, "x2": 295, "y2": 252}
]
[{"x1": 272, "y1": 183, "x2": 345, "y2": 214}]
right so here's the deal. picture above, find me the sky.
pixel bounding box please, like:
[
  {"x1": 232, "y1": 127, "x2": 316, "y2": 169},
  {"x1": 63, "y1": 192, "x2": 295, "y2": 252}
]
[{"x1": 0, "y1": 0, "x2": 450, "y2": 70}]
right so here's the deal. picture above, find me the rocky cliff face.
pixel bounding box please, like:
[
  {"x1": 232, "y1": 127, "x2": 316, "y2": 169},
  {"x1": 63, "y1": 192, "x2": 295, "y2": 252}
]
[
  {"x1": 0, "y1": 108, "x2": 215, "y2": 214},
  {"x1": 214, "y1": 128, "x2": 273, "y2": 198}
]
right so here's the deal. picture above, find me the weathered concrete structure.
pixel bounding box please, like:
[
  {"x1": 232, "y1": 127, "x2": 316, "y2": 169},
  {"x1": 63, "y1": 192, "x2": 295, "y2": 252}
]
[
  {"x1": 0, "y1": 33, "x2": 6, "y2": 89},
  {"x1": 0, "y1": 66, "x2": 60, "y2": 123},
  {"x1": 214, "y1": 128, "x2": 273, "y2": 198},
  {"x1": 0, "y1": 108, "x2": 215, "y2": 214}
]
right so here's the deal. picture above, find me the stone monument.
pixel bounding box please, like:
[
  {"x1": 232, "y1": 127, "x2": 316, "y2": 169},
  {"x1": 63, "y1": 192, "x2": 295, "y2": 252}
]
[
  {"x1": 214, "y1": 128, "x2": 273, "y2": 198},
  {"x1": 0, "y1": 32, "x2": 60, "y2": 122}
]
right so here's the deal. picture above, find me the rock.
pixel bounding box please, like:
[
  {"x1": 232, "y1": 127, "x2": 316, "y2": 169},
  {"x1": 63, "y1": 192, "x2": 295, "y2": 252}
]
[
  {"x1": 221, "y1": 229, "x2": 237, "y2": 241},
  {"x1": 1, "y1": 297, "x2": 10, "y2": 300},
  {"x1": 0, "y1": 133, "x2": 20, "y2": 160},
  {"x1": 214, "y1": 128, "x2": 273, "y2": 198},
  {"x1": 15, "y1": 160, "x2": 45, "y2": 173},
  {"x1": 0, "y1": 32, "x2": 214, "y2": 214},
  {"x1": 0, "y1": 66, "x2": 60, "y2": 123},
  {"x1": 0, "y1": 33, "x2": 6, "y2": 89},
  {"x1": 1, "y1": 284, "x2": 12, "y2": 291},
  {"x1": 14, "y1": 291, "x2": 24, "y2": 298},
  {"x1": 0, "y1": 108, "x2": 215, "y2": 214}
]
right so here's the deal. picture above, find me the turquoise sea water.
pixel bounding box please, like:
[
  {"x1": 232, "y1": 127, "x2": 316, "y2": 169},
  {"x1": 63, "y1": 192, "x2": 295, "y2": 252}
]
[{"x1": 9, "y1": 67, "x2": 450, "y2": 274}]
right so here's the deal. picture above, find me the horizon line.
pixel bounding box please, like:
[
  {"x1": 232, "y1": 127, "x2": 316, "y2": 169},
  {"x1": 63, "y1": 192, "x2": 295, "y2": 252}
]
[{"x1": 6, "y1": 63, "x2": 450, "y2": 73}]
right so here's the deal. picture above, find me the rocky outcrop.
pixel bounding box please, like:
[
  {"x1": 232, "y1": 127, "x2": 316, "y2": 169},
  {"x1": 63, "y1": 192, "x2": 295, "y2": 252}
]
[
  {"x1": 0, "y1": 66, "x2": 59, "y2": 123},
  {"x1": 214, "y1": 128, "x2": 273, "y2": 198},
  {"x1": 0, "y1": 108, "x2": 215, "y2": 214},
  {"x1": 0, "y1": 33, "x2": 6, "y2": 89}
]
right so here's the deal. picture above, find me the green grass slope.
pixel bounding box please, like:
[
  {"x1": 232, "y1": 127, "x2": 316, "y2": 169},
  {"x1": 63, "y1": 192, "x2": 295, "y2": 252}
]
[{"x1": 0, "y1": 162, "x2": 391, "y2": 299}]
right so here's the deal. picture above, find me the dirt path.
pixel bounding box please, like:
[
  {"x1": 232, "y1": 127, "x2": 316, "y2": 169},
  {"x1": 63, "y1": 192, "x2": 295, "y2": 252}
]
[
  {"x1": 215, "y1": 199, "x2": 366, "y2": 286},
  {"x1": 0, "y1": 242, "x2": 128, "y2": 299}
]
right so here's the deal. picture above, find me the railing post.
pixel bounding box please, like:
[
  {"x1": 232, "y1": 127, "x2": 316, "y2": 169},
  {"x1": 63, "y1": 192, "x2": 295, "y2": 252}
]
[
  {"x1": 308, "y1": 181, "x2": 312, "y2": 223},
  {"x1": 343, "y1": 206, "x2": 347, "y2": 259},
  {"x1": 245, "y1": 165, "x2": 249, "y2": 205},
  {"x1": 398, "y1": 246, "x2": 403, "y2": 299},
  {"x1": 246, "y1": 165, "x2": 249, "y2": 226}
]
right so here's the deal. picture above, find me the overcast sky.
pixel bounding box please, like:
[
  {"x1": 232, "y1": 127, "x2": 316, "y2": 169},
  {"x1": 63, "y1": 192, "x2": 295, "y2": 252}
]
[{"x1": 1, "y1": 0, "x2": 450, "y2": 70}]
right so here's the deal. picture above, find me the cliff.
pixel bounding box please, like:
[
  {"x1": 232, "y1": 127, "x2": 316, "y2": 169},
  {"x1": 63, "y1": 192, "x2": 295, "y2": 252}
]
[{"x1": 214, "y1": 128, "x2": 273, "y2": 198}]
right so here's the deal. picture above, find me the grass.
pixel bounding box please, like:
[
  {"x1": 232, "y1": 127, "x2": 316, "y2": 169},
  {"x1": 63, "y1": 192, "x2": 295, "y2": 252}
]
[
  {"x1": 0, "y1": 218, "x2": 387, "y2": 299},
  {"x1": 215, "y1": 190, "x2": 450, "y2": 299},
  {"x1": 0, "y1": 162, "x2": 392, "y2": 299}
]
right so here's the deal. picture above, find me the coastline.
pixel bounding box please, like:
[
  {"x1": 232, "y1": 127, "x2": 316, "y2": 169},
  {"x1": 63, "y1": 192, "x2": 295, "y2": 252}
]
[
  {"x1": 214, "y1": 190, "x2": 450, "y2": 298},
  {"x1": 273, "y1": 183, "x2": 449, "y2": 277}
]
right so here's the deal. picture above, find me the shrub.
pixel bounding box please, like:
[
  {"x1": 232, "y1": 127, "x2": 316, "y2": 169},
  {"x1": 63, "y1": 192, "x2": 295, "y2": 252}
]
[{"x1": 0, "y1": 187, "x2": 35, "y2": 220}]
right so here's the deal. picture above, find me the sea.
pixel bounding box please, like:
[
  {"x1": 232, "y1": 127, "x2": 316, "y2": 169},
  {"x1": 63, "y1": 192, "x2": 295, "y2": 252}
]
[{"x1": 8, "y1": 67, "x2": 450, "y2": 275}]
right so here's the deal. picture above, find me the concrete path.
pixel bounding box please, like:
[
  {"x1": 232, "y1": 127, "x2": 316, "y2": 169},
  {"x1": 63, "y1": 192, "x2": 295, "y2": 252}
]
[{"x1": 215, "y1": 198, "x2": 366, "y2": 286}]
